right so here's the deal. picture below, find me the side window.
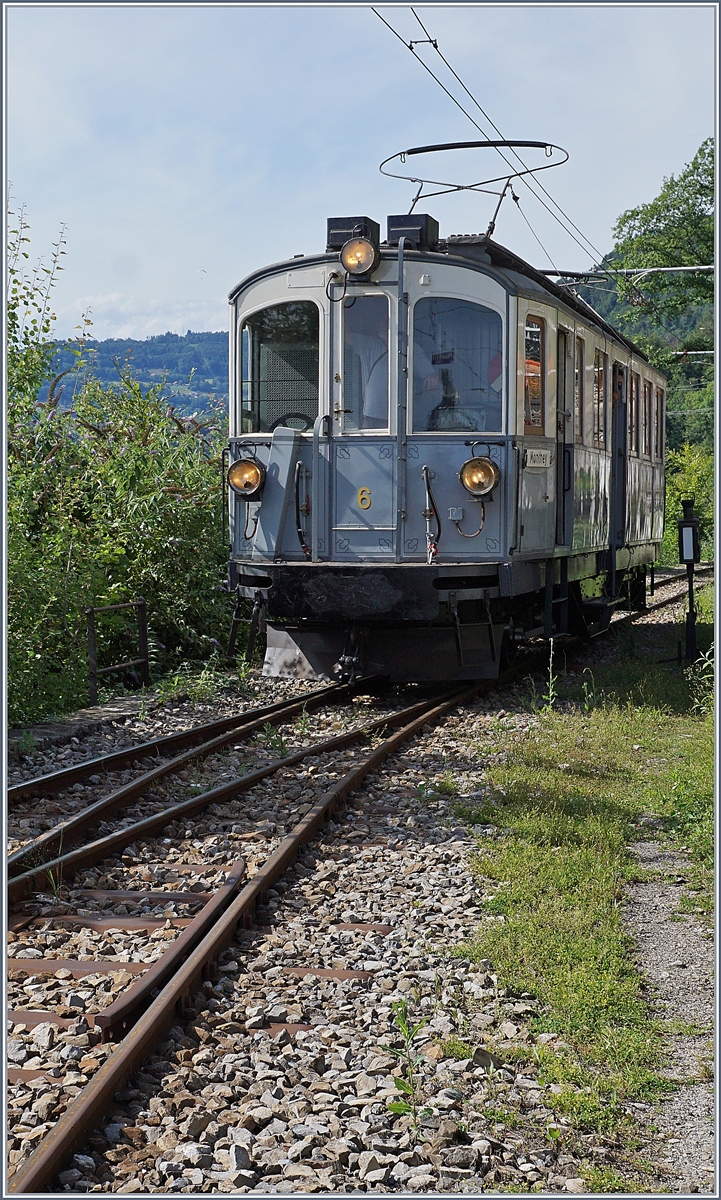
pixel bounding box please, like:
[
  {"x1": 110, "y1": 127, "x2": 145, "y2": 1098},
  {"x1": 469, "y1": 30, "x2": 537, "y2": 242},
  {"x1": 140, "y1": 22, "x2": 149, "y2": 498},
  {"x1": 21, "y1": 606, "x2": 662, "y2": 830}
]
[
  {"x1": 342, "y1": 295, "x2": 389, "y2": 430},
  {"x1": 654, "y1": 387, "x2": 665, "y2": 459},
  {"x1": 574, "y1": 336, "x2": 584, "y2": 444},
  {"x1": 524, "y1": 317, "x2": 544, "y2": 435},
  {"x1": 412, "y1": 297, "x2": 503, "y2": 433},
  {"x1": 240, "y1": 301, "x2": 319, "y2": 434},
  {"x1": 642, "y1": 381, "x2": 653, "y2": 457},
  {"x1": 629, "y1": 372, "x2": 640, "y2": 456},
  {"x1": 593, "y1": 349, "x2": 606, "y2": 448}
]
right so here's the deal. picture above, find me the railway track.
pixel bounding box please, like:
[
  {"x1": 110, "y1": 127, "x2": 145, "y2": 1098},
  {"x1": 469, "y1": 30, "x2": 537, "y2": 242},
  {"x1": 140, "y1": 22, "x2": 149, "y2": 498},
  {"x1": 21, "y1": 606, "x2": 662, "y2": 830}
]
[{"x1": 6, "y1": 570, "x2": 712, "y2": 1193}]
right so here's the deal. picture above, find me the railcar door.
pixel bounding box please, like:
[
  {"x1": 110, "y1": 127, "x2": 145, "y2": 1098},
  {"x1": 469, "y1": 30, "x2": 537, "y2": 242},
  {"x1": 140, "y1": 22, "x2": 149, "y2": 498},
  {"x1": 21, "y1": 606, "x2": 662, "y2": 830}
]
[
  {"x1": 331, "y1": 293, "x2": 397, "y2": 559},
  {"x1": 555, "y1": 329, "x2": 573, "y2": 545},
  {"x1": 610, "y1": 361, "x2": 628, "y2": 591}
]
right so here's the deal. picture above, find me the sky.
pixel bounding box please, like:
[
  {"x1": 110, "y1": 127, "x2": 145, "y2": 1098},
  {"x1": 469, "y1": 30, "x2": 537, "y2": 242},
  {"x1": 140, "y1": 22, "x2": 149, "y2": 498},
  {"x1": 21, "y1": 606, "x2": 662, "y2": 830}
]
[{"x1": 5, "y1": 3, "x2": 716, "y2": 341}]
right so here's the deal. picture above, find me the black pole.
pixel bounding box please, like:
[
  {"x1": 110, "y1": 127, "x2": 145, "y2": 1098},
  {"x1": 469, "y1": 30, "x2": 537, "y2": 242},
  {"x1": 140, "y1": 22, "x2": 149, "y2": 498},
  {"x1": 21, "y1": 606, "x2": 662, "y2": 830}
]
[{"x1": 685, "y1": 561, "x2": 698, "y2": 662}]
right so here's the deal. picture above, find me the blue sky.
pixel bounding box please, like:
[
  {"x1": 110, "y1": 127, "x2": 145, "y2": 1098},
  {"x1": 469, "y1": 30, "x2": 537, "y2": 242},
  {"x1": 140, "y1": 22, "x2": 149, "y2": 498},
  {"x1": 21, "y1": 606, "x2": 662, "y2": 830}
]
[{"x1": 6, "y1": 3, "x2": 716, "y2": 340}]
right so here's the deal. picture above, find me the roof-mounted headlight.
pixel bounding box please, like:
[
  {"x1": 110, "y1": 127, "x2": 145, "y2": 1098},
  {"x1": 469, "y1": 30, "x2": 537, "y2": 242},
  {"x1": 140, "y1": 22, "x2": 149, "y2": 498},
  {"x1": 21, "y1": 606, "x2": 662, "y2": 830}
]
[
  {"x1": 340, "y1": 237, "x2": 380, "y2": 276},
  {"x1": 228, "y1": 457, "x2": 265, "y2": 498},
  {"x1": 459, "y1": 456, "x2": 500, "y2": 498}
]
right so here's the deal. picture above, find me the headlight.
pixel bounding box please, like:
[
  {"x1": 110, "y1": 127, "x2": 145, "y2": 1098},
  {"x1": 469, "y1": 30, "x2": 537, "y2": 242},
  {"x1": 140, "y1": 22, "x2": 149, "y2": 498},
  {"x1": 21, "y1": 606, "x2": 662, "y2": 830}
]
[
  {"x1": 340, "y1": 237, "x2": 380, "y2": 276},
  {"x1": 228, "y1": 457, "x2": 265, "y2": 497},
  {"x1": 459, "y1": 456, "x2": 500, "y2": 497}
]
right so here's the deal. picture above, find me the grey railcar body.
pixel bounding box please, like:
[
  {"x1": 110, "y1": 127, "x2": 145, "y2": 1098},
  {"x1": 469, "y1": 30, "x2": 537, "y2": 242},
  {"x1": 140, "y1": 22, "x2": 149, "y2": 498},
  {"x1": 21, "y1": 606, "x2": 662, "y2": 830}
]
[{"x1": 226, "y1": 223, "x2": 666, "y2": 681}]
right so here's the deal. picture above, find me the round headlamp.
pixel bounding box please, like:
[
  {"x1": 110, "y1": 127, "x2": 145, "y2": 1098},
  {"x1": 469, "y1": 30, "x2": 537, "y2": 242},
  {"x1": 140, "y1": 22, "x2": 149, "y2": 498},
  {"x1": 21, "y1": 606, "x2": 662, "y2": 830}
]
[
  {"x1": 459, "y1": 456, "x2": 500, "y2": 497},
  {"x1": 228, "y1": 457, "x2": 265, "y2": 498},
  {"x1": 340, "y1": 237, "x2": 380, "y2": 276}
]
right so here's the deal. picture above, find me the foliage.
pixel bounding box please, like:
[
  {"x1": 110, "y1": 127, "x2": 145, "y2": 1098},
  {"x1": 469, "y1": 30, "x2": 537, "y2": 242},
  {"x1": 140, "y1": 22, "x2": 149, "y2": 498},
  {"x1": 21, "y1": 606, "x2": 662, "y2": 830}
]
[
  {"x1": 41, "y1": 329, "x2": 229, "y2": 415},
  {"x1": 576, "y1": 142, "x2": 714, "y2": 456},
  {"x1": 7, "y1": 205, "x2": 235, "y2": 726},
  {"x1": 458, "y1": 624, "x2": 714, "y2": 1130},
  {"x1": 386, "y1": 1000, "x2": 432, "y2": 1131},
  {"x1": 611, "y1": 139, "x2": 714, "y2": 321},
  {"x1": 660, "y1": 443, "x2": 714, "y2": 562}
]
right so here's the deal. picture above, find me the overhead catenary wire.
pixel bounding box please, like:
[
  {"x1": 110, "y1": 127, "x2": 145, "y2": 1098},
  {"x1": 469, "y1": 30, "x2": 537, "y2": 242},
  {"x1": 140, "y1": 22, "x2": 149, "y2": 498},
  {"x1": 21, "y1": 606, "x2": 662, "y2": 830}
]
[
  {"x1": 375, "y1": 6, "x2": 610, "y2": 270},
  {"x1": 408, "y1": 7, "x2": 610, "y2": 267}
]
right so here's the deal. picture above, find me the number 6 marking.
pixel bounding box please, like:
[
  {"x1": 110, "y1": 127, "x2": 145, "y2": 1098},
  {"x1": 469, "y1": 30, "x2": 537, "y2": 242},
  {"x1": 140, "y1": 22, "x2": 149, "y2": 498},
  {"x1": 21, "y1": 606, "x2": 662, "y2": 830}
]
[{"x1": 357, "y1": 487, "x2": 372, "y2": 510}]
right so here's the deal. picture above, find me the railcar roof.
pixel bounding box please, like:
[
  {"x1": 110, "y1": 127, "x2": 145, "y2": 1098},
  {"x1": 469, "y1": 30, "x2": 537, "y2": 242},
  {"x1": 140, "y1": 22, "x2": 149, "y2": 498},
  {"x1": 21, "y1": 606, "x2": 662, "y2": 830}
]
[{"x1": 229, "y1": 233, "x2": 655, "y2": 368}]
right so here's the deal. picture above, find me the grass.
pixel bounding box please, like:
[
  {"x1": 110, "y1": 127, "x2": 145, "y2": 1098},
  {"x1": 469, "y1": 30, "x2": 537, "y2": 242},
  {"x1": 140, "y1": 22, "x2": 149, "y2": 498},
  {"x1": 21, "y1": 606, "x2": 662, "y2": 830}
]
[{"x1": 455, "y1": 593, "x2": 714, "y2": 1134}]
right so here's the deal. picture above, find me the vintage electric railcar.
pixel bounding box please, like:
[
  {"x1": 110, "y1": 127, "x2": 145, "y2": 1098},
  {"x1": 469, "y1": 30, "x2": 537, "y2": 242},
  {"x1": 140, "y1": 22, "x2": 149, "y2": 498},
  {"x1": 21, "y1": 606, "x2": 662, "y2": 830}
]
[{"x1": 226, "y1": 212, "x2": 666, "y2": 681}]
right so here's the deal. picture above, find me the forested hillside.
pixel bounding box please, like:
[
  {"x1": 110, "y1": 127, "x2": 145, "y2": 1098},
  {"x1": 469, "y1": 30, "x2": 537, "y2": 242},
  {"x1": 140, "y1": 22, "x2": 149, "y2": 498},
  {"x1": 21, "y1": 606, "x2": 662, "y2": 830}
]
[{"x1": 41, "y1": 330, "x2": 228, "y2": 414}]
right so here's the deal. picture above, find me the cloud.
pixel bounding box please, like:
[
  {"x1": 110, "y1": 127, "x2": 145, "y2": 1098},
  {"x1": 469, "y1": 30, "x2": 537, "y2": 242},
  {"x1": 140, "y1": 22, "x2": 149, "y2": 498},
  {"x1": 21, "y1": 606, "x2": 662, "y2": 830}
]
[{"x1": 7, "y1": 4, "x2": 715, "y2": 338}]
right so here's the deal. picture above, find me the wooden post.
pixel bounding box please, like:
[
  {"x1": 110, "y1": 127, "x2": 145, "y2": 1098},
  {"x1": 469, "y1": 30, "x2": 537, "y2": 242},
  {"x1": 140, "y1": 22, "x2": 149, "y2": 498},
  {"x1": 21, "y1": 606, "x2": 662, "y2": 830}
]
[
  {"x1": 87, "y1": 607, "x2": 98, "y2": 705},
  {"x1": 136, "y1": 598, "x2": 150, "y2": 687}
]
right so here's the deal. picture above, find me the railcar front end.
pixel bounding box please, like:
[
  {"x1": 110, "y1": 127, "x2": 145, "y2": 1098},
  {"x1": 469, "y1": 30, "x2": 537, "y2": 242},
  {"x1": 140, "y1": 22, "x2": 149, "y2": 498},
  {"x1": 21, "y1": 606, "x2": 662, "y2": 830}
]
[{"x1": 226, "y1": 215, "x2": 665, "y2": 681}]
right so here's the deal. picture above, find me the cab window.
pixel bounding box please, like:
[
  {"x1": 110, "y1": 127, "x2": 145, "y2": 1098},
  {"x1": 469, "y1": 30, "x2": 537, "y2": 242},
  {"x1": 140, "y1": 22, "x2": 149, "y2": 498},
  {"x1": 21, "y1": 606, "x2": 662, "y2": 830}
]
[
  {"x1": 413, "y1": 297, "x2": 503, "y2": 433},
  {"x1": 342, "y1": 295, "x2": 389, "y2": 430},
  {"x1": 240, "y1": 301, "x2": 319, "y2": 434}
]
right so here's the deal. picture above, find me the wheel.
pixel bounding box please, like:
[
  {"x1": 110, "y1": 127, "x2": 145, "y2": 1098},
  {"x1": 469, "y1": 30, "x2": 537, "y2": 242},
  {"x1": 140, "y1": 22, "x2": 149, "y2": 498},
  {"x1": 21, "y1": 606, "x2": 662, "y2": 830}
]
[{"x1": 269, "y1": 413, "x2": 314, "y2": 432}]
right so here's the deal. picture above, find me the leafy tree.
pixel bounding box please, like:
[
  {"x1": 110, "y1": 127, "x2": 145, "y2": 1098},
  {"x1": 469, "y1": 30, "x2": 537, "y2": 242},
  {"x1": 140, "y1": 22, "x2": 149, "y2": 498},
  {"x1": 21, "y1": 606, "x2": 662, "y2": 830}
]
[
  {"x1": 611, "y1": 139, "x2": 713, "y2": 321},
  {"x1": 7, "y1": 206, "x2": 234, "y2": 726}
]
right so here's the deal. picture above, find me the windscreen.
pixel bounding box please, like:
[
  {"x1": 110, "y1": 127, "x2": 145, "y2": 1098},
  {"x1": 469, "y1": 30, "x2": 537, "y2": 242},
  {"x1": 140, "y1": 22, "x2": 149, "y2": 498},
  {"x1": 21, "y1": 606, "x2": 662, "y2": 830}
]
[
  {"x1": 413, "y1": 297, "x2": 503, "y2": 433},
  {"x1": 240, "y1": 301, "x2": 319, "y2": 434}
]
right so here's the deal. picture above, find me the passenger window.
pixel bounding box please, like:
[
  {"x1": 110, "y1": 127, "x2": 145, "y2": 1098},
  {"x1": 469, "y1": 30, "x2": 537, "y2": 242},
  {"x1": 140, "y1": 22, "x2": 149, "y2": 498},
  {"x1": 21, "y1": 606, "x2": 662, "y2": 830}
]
[
  {"x1": 654, "y1": 387, "x2": 665, "y2": 458},
  {"x1": 642, "y1": 381, "x2": 653, "y2": 456},
  {"x1": 240, "y1": 301, "x2": 319, "y2": 434},
  {"x1": 342, "y1": 295, "x2": 389, "y2": 430},
  {"x1": 523, "y1": 317, "x2": 544, "y2": 435},
  {"x1": 629, "y1": 372, "x2": 640, "y2": 456},
  {"x1": 593, "y1": 349, "x2": 606, "y2": 448},
  {"x1": 412, "y1": 297, "x2": 503, "y2": 433},
  {"x1": 574, "y1": 337, "x2": 584, "y2": 444}
]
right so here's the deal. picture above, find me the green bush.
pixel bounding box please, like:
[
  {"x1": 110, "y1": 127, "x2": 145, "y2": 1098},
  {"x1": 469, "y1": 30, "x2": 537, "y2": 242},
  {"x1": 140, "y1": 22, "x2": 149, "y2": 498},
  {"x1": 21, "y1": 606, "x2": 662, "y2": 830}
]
[
  {"x1": 661, "y1": 443, "x2": 714, "y2": 563},
  {"x1": 7, "y1": 205, "x2": 234, "y2": 725}
]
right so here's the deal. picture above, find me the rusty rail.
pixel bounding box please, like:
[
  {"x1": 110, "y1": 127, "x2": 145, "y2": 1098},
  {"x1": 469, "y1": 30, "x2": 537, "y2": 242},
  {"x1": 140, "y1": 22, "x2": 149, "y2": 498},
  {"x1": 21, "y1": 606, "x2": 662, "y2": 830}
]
[
  {"x1": 8, "y1": 681, "x2": 361, "y2": 877},
  {"x1": 8, "y1": 679, "x2": 351, "y2": 805},
  {"x1": 8, "y1": 685, "x2": 478, "y2": 1194},
  {"x1": 7, "y1": 691, "x2": 450, "y2": 903}
]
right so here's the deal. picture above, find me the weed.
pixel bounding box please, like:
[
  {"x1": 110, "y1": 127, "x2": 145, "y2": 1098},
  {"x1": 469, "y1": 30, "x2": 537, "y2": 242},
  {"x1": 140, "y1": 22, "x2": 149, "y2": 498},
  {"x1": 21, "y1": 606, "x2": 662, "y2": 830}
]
[
  {"x1": 386, "y1": 1000, "x2": 433, "y2": 1133},
  {"x1": 581, "y1": 1164, "x2": 629, "y2": 1192},
  {"x1": 156, "y1": 651, "x2": 231, "y2": 705},
  {"x1": 16, "y1": 729, "x2": 37, "y2": 755},
  {"x1": 543, "y1": 638, "x2": 557, "y2": 711},
  {"x1": 295, "y1": 703, "x2": 312, "y2": 738},
  {"x1": 441, "y1": 1036, "x2": 474, "y2": 1060},
  {"x1": 684, "y1": 642, "x2": 714, "y2": 716},
  {"x1": 257, "y1": 722, "x2": 288, "y2": 758},
  {"x1": 581, "y1": 669, "x2": 599, "y2": 712}
]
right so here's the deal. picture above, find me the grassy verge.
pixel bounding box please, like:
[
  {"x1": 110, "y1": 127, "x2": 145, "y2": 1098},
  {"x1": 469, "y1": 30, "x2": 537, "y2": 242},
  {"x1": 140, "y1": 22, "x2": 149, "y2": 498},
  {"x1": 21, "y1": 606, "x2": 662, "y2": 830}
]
[{"x1": 456, "y1": 593, "x2": 713, "y2": 1138}]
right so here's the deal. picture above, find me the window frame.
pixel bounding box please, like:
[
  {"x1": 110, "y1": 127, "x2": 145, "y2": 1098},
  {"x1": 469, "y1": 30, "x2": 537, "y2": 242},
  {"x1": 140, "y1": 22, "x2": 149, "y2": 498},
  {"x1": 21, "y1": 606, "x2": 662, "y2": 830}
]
[
  {"x1": 642, "y1": 379, "x2": 653, "y2": 458},
  {"x1": 654, "y1": 386, "x2": 665, "y2": 460},
  {"x1": 592, "y1": 347, "x2": 607, "y2": 449},
  {"x1": 523, "y1": 315, "x2": 545, "y2": 437},
  {"x1": 238, "y1": 297, "x2": 322, "y2": 436},
  {"x1": 340, "y1": 291, "x2": 391, "y2": 434},
  {"x1": 409, "y1": 293, "x2": 506, "y2": 436},
  {"x1": 629, "y1": 371, "x2": 640, "y2": 456},
  {"x1": 574, "y1": 336, "x2": 585, "y2": 445}
]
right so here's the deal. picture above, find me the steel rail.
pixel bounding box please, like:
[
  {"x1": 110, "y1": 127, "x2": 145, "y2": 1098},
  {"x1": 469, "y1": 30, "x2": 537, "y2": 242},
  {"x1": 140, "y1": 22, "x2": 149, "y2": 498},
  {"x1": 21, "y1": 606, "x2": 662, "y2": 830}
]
[
  {"x1": 8, "y1": 680, "x2": 353, "y2": 804},
  {"x1": 7, "y1": 692, "x2": 453, "y2": 903},
  {"x1": 7, "y1": 680, "x2": 368, "y2": 877},
  {"x1": 8, "y1": 684, "x2": 480, "y2": 1194}
]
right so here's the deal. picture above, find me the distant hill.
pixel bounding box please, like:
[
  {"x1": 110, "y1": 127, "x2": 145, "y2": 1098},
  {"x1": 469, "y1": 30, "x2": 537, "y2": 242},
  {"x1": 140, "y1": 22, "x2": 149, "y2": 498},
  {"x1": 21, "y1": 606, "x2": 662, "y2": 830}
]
[{"x1": 41, "y1": 330, "x2": 229, "y2": 415}]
